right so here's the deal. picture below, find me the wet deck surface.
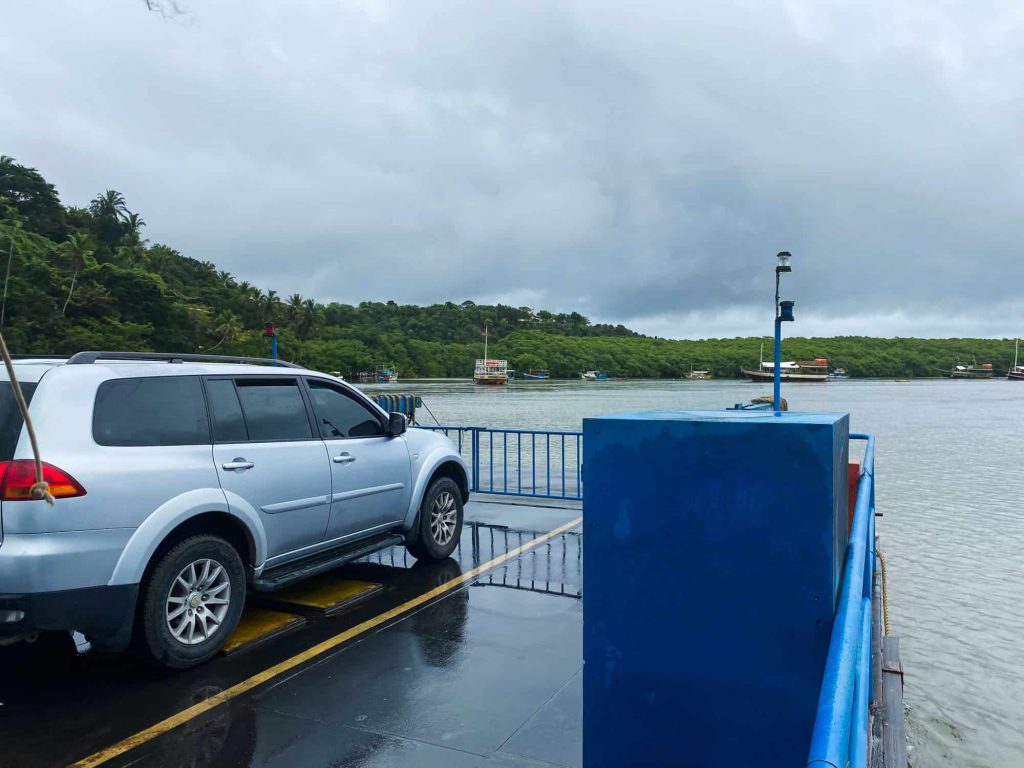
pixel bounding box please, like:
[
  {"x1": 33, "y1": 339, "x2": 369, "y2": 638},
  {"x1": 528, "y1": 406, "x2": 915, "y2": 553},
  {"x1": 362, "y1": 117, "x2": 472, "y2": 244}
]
[{"x1": 0, "y1": 498, "x2": 583, "y2": 768}]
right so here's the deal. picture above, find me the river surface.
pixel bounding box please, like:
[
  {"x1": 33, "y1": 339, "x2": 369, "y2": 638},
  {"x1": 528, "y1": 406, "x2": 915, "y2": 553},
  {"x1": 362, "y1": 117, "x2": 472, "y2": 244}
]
[{"x1": 364, "y1": 377, "x2": 1022, "y2": 768}]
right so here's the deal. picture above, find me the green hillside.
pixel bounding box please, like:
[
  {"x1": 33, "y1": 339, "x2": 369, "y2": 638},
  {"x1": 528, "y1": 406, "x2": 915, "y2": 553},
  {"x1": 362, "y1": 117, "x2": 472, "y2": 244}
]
[{"x1": 0, "y1": 155, "x2": 1017, "y2": 378}]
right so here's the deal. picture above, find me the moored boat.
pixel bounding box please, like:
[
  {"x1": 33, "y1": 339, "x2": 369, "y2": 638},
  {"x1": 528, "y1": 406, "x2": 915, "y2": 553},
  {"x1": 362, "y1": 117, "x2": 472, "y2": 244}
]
[
  {"x1": 375, "y1": 364, "x2": 398, "y2": 383},
  {"x1": 949, "y1": 359, "x2": 994, "y2": 379},
  {"x1": 474, "y1": 359, "x2": 509, "y2": 385},
  {"x1": 1008, "y1": 340, "x2": 1024, "y2": 380},
  {"x1": 829, "y1": 368, "x2": 849, "y2": 379},
  {"x1": 742, "y1": 359, "x2": 829, "y2": 383},
  {"x1": 581, "y1": 370, "x2": 609, "y2": 381},
  {"x1": 474, "y1": 325, "x2": 508, "y2": 385},
  {"x1": 522, "y1": 369, "x2": 550, "y2": 380},
  {"x1": 684, "y1": 364, "x2": 712, "y2": 380}
]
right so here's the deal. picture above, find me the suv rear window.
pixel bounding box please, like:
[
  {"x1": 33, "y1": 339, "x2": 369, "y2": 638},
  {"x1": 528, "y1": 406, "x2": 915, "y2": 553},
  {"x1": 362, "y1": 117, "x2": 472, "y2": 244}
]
[
  {"x1": 0, "y1": 382, "x2": 37, "y2": 460},
  {"x1": 234, "y1": 379, "x2": 313, "y2": 442},
  {"x1": 94, "y1": 376, "x2": 210, "y2": 446}
]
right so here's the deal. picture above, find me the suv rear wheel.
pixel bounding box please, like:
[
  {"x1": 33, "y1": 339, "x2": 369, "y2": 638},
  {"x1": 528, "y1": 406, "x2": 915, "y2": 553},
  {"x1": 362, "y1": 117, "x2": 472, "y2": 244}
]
[
  {"x1": 138, "y1": 534, "x2": 245, "y2": 669},
  {"x1": 406, "y1": 477, "x2": 464, "y2": 561}
]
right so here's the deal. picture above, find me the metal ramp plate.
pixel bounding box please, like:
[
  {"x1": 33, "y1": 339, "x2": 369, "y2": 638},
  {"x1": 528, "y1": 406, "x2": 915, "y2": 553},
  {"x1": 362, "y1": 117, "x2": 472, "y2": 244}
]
[
  {"x1": 221, "y1": 608, "x2": 307, "y2": 655},
  {"x1": 262, "y1": 578, "x2": 383, "y2": 616}
]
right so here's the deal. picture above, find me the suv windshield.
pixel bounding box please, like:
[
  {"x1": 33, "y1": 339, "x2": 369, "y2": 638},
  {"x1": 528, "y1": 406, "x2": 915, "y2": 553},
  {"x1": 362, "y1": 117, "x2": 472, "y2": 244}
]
[{"x1": 0, "y1": 382, "x2": 36, "y2": 460}]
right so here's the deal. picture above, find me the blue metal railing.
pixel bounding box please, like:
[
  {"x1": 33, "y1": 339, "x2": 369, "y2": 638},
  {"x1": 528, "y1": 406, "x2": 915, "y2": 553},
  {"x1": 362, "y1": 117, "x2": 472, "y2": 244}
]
[
  {"x1": 807, "y1": 433, "x2": 876, "y2": 768},
  {"x1": 417, "y1": 425, "x2": 583, "y2": 500}
]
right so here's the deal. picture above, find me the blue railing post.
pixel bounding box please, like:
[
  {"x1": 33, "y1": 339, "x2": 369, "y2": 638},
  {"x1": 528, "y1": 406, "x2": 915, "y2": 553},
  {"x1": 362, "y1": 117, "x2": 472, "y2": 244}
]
[{"x1": 472, "y1": 428, "x2": 481, "y2": 493}]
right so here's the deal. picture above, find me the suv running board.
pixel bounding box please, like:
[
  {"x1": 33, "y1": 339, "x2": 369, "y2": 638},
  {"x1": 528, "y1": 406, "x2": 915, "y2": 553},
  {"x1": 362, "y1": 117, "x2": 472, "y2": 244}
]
[{"x1": 253, "y1": 533, "x2": 404, "y2": 592}]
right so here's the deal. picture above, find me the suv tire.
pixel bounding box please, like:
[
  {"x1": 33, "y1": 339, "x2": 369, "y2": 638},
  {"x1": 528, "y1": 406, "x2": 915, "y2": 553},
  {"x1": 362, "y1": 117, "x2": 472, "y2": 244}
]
[
  {"x1": 138, "y1": 534, "x2": 245, "y2": 669},
  {"x1": 406, "y1": 477, "x2": 464, "y2": 561}
]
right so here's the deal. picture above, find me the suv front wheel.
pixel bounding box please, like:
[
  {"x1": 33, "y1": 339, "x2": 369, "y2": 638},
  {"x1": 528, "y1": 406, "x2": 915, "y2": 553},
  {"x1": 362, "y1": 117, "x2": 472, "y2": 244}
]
[
  {"x1": 406, "y1": 477, "x2": 464, "y2": 561},
  {"x1": 138, "y1": 534, "x2": 246, "y2": 669}
]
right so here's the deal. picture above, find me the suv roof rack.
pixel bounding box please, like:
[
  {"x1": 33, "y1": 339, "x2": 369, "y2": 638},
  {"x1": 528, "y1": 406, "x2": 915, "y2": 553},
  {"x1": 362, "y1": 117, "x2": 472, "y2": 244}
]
[{"x1": 66, "y1": 351, "x2": 304, "y2": 369}]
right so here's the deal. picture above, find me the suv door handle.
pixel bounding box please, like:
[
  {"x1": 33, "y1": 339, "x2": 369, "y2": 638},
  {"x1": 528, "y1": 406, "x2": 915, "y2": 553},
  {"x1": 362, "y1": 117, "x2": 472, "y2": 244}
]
[
  {"x1": 222, "y1": 459, "x2": 255, "y2": 471},
  {"x1": 333, "y1": 453, "x2": 356, "y2": 464}
]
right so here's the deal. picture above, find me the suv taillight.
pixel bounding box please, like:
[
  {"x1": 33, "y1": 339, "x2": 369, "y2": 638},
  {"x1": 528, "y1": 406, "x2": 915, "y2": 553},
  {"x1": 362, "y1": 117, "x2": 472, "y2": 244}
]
[{"x1": 0, "y1": 460, "x2": 87, "y2": 501}]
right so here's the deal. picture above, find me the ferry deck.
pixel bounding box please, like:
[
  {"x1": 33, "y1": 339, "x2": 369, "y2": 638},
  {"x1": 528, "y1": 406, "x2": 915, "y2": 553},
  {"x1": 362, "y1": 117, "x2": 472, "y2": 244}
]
[
  {"x1": 1, "y1": 497, "x2": 585, "y2": 768},
  {"x1": 0, "y1": 414, "x2": 903, "y2": 768}
]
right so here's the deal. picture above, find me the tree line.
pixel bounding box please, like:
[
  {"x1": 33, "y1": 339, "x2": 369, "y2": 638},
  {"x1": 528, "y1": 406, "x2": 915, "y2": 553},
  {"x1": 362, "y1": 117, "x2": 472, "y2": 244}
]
[{"x1": 1, "y1": 155, "x2": 1018, "y2": 379}]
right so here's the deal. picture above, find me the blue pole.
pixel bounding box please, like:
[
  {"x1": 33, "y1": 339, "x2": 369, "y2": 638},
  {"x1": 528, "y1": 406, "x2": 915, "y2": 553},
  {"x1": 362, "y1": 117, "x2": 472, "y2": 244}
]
[
  {"x1": 774, "y1": 318, "x2": 782, "y2": 412},
  {"x1": 270, "y1": 333, "x2": 278, "y2": 365}
]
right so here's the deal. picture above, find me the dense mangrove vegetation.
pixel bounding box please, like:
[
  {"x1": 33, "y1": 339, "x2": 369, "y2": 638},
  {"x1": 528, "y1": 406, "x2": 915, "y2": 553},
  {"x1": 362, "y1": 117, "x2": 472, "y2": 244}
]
[{"x1": 1, "y1": 156, "x2": 1018, "y2": 379}]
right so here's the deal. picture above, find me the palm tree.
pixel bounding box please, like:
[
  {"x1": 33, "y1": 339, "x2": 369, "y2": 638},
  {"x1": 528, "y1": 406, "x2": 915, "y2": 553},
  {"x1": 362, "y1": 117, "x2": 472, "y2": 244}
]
[
  {"x1": 217, "y1": 270, "x2": 235, "y2": 289},
  {"x1": 59, "y1": 233, "x2": 95, "y2": 315},
  {"x1": 296, "y1": 298, "x2": 323, "y2": 339},
  {"x1": 260, "y1": 289, "x2": 281, "y2": 322},
  {"x1": 89, "y1": 190, "x2": 128, "y2": 221},
  {"x1": 116, "y1": 212, "x2": 148, "y2": 266},
  {"x1": 206, "y1": 311, "x2": 244, "y2": 351},
  {"x1": 286, "y1": 293, "x2": 304, "y2": 322},
  {"x1": 124, "y1": 212, "x2": 145, "y2": 236}
]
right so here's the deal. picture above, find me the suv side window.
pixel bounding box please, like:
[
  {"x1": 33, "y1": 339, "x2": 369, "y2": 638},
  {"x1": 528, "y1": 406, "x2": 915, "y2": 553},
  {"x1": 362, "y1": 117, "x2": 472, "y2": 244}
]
[
  {"x1": 94, "y1": 376, "x2": 209, "y2": 446},
  {"x1": 234, "y1": 378, "x2": 313, "y2": 442},
  {"x1": 205, "y1": 379, "x2": 248, "y2": 442},
  {"x1": 307, "y1": 379, "x2": 385, "y2": 439}
]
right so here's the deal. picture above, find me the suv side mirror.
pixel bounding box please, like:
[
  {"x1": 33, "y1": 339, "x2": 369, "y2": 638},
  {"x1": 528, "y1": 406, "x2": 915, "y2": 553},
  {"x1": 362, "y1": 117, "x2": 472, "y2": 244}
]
[{"x1": 388, "y1": 412, "x2": 407, "y2": 437}]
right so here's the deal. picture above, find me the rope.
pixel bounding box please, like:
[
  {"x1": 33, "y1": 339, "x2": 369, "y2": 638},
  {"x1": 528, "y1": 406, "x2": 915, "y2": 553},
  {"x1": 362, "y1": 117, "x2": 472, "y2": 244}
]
[
  {"x1": 750, "y1": 395, "x2": 788, "y2": 411},
  {"x1": 877, "y1": 544, "x2": 891, "y2": 636},
  {"x1": 419, "y1": 398, "x2": 443, "y2": 427},
  {"x1": 0, "y1": 333, "x2": 54, "y2": 505}
]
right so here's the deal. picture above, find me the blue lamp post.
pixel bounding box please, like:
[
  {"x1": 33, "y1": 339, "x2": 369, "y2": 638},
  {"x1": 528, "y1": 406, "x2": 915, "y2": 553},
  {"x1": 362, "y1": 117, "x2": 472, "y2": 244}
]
[{"x1": 774, "y1": 251, "x2": 794, "y2": 412}]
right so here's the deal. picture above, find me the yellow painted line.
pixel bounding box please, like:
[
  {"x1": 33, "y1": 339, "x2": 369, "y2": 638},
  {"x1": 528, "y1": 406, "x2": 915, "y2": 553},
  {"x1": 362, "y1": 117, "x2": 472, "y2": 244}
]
[
  {"x1": 71, "y1": 515, "x2": 583, "y2": 768},
  {"x1": 221, "y1": 608, "x2": 306, "y2": 655},
  {"x1": 264, "y1": 578, "x2": 381, "y2": 613}
]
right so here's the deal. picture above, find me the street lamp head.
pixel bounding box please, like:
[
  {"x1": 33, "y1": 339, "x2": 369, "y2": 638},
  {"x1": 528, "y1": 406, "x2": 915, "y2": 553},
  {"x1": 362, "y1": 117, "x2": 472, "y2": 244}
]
[{"x1": 776, "y1": 251, "x2": 792, "y2": 273}]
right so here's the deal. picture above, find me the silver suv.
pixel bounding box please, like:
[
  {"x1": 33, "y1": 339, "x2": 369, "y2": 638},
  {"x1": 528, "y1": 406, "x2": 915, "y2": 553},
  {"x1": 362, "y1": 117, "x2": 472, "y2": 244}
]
[{"x1": 0, "y1": 352, "x2": 468, "y2": 668}]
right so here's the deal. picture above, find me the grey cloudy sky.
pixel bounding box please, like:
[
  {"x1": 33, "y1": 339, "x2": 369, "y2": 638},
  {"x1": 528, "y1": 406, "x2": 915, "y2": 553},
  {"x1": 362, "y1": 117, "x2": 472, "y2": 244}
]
[{"x1": 3, "y1": 0, "x2": 1023, "y2": 338}]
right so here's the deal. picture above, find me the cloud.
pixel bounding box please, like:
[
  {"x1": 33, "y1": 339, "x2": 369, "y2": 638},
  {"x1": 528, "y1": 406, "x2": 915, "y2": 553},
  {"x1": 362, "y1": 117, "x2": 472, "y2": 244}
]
[{"x1": 3, "y1": 0, "x2": 1023, "y2": 337}]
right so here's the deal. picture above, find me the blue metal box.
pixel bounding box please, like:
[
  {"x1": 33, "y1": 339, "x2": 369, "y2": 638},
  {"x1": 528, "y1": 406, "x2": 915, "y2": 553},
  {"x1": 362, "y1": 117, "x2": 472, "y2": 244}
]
[{"x1": 583, "y1": 409, "x2": 849, "y2": 767}]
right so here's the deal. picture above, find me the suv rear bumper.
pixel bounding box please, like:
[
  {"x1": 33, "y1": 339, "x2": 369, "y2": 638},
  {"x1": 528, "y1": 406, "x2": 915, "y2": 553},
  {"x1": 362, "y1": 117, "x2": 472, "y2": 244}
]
[{"x1": 0, "y1": 584, "x2": 138, "y2": 650}]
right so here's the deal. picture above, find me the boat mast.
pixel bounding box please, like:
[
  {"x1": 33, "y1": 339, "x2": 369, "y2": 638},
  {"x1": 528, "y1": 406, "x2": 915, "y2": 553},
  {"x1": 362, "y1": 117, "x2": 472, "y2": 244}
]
[
  {"x1": 484, "y1": 324, "x2": 489, "y2": 360},
  {"x1": 1016, "y1": 338, "x2": 1019, "y2": 369}
]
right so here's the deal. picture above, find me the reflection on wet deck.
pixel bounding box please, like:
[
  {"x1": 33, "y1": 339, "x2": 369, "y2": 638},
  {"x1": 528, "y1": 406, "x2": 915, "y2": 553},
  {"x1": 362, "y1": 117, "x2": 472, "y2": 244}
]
[{"x1": 0, "y1": 498, "x2": 582, "y2": 768}]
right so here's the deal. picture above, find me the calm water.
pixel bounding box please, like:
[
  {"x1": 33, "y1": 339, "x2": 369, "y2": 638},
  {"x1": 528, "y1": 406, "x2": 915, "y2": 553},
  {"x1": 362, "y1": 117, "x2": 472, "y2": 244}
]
[{"x1": 366, "y1": 378, "x2": 1023, "y2": 767}]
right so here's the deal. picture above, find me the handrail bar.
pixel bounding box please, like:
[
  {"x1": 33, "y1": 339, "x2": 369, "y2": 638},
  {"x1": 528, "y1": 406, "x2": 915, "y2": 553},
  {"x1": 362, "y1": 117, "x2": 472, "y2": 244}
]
[{"x1": 806, "y1": 432, "x2": 875, "y2": 768}]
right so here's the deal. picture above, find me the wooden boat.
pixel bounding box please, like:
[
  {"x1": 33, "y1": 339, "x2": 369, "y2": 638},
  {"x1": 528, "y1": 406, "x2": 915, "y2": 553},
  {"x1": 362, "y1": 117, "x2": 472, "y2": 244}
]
[
  {"x1": 949, "y1": 359, "x2": 994, "y2": 379},
  {"x1": 742, "y1": 359, "x2": 829, "y2": 383},
  {"x1": 474, "y1": 359, "x2": 508, "y2": 385},
  {"x1": 581, "y1": 370, "x2": 609, "y2": 381},
  {"x1": 375, "y1": 365, "x2": 398, "y2": 383},
  {"x1": 1009, "y1": 340, "x2": 1024, "y2": 380},
  {"x1": 474, "y1": 326, "x2": 508, "y2": 385},
  {"x1": 522, "y1": 369, "x2": 550, "y2": 380}
]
